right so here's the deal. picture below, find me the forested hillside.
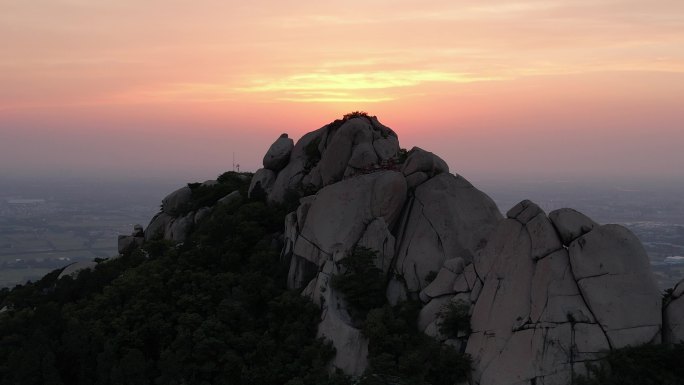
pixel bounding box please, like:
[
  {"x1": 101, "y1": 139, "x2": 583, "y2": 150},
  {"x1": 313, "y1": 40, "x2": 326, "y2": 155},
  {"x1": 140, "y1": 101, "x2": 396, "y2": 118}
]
[
  {"x1": 0, "y1": 172, "x2": 467, "y2": 385},
  {"x1": 0, "y1": 172, "x2": 345, "y2": 385}
]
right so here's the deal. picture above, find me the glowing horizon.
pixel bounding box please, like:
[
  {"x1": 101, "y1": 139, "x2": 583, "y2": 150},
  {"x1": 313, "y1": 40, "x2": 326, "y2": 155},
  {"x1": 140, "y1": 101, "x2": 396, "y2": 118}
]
[{"x1": 1, "y1": 0, "x2": 683, "y2": 181}]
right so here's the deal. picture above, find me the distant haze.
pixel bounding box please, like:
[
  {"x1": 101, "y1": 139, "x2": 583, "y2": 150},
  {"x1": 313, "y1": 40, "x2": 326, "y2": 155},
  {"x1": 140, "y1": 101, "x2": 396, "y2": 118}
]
[{"x1": 1, "y1": 1, "x2": 683, "y2": 183}]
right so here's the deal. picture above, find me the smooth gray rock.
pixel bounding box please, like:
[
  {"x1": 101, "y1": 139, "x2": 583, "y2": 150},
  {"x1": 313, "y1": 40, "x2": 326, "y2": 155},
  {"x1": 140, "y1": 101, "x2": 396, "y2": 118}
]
[
  {"x1": 118, "y1": 235, "x2": 143, "y2": 254},
  {"x1": 347, "y1": 142, "x2": 378, "y2": 170},
  {"x1": 506, "y1": 199, "x2": 543, "y2": 224},
  {"x1": 269, "y1": 128, "x2": 325, "y2": 203},
  {"x1": 263, "y1": 133, "x2": 294, "y2": 171},
  {"x1": 373, "y1": 135, "x2": 399, "y2": 161},
  {"x1": 357, "y1": 218, "x2": 395, "y2": 274},
  {"x1": 420, "y1": 267, "x2": 459, "y2": 301},
  {"x1": 466, "y1": 212, "x2": 612, "y2": 385},
  {"x1": 297, "y1": 171, "x2": 407, "y2": 267},
  {"x1": 405, "y1": 171, "x2": 429, "y2": 189},
  {"x1": 248, "y1": 168, "x2": 276, "y2": 199},
  {"x1": 318, "y1": 118, "x2": 374, "y2": 185},
  {"x1": 393, "y1": 173, "x2": 501, "y2": 293},
  {"x1": 296, "y1": 195, "x2": 316, "y2": 232},
  {"x1": 145, "y1": 212, "x2": 173, "y2": 241},
  {"x1": 401, "y1": 147, "x2": 449, "y2": 179},
  {"x1": 168, "y1": 213, "x2": 193, "y2": 242},
  {"x1": 443, "y1": 257, "x2": 466, "y2": 274},
  {"x1": 368, "y1": 115, "x2": 397, "y2": 138},
  {"x1": 473, "y1": 219, "x2": 523, "y2": 279},
  {"x1": 526, "y1": 212, "x2": 563, "y2": 260},
  {"x1": 549, "y1": 208, "x2": 598, "y2": 245},
  {"x1": 569, "y1": 224, "x2": 661, "y2": 347},
  {"x1": 162, "y1": 186, "x2": 192, "y2": 215},
  {"x1": 530, "y1": 249, "x2": 594, "y2": 324}
]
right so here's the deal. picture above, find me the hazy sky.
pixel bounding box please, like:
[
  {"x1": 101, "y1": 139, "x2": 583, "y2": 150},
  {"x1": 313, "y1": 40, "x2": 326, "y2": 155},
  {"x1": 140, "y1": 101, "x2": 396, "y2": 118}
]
[{"x1": 1, "y1": 0, "x2": 683, "y2": 183}]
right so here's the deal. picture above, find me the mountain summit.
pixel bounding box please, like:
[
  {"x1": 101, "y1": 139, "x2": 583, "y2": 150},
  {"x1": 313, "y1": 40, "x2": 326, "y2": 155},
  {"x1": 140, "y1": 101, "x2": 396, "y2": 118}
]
[
  {"x1": 242, "y1": 113, "x2": 672, "y2": 384},
  {"x1": 2, "y1": 113, "x2": 682, "y2": 385}
]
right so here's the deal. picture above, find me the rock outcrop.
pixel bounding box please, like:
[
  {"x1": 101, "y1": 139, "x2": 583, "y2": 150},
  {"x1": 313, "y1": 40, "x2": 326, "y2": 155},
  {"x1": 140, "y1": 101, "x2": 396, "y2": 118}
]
[
  {"x1": 112, "y1": 113, "x2": 671, "y2": 385},
  {"x1": 263, "y1": 133, "x2": 294, "y2": 171},
  {"x1": 246, "y1": 114, "x2": 666, "y2": 385},
  {"x1": 249, "y1": 115, "x2": 401, "y2": 204},
  {"x1": 257, "y1": 114, "x2": 503, "y2": 377},
  {"x1": 118, "y1": 224, "x2": 145, "y2": 254},
  {"x1": 464, "y1": 202, "x2": 661, "y2": 385}
]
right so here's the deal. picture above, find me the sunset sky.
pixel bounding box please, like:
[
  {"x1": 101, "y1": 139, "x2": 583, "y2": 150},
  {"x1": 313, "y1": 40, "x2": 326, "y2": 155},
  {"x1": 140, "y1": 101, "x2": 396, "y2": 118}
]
[{"x1": 1, "y1": 0, "x2": 683, "y2": 183}]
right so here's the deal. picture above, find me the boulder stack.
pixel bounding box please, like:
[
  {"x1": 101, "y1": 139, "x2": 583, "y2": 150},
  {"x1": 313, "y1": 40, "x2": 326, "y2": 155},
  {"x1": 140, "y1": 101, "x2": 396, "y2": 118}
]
[{"x1": 249, "y1": 114, "x2": 664, "y2": 384}]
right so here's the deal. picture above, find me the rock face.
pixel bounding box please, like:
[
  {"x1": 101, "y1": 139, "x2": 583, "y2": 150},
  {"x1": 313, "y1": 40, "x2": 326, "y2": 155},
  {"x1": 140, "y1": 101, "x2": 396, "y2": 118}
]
[
  {"x1": 249, "y1": 117, "x2": 665, "y2": 383},
  {"x1": 162, "y1": 186, "x2": 192, "y2": 216},
  {"x1": 465, "y1": 203, "x2": 661, "y2": 385},
  {"x1": 257, "y1": 115, "x2": 401, "y2": 204},
  {"x1": 263, "y1": 134, "x2": 294, "y2": 171},
  {"x1": 255, "y1": 114, "x2": 504, "y2": 377},
  {"x1": 393, "y1": 173, "x2": 502, "y2": 295},
  {"x1": 286, "y1": 171, "x2": 407, "y2": 376}
]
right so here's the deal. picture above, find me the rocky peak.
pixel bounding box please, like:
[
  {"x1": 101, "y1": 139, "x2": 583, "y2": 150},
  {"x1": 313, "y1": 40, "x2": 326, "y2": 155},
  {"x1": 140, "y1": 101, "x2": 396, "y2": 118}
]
[
  {"x1": 248, "y1": 114, "x2": 665, "y2": 384},
  {"x1": 104, "y1": 113, "x2": 669, "y2": 385},
  {"x1": 248, "y1": 113, "x2": 403, "y2": 204}
]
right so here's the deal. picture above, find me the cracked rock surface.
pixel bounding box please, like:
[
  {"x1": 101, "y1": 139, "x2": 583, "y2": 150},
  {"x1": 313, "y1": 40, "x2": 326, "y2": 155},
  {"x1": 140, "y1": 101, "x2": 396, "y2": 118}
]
[
  {"x1": 467, "y1": 203, "x2": 661, "y2": 385},
  {"x1": 247, "y1": 115, "x2": 666, "y2": 384}
]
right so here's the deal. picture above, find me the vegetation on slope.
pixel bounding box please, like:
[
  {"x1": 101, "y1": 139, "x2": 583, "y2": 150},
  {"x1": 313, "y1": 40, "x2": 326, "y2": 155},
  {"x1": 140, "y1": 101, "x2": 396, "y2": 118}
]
[
  {"x1": 0, "y1": 173, "x2": 347, "y2": 385},
  {"x1": 574, "y1": 343, "x2": 684, "y2": 385},
  {"x1": 333, "y1": 248, "x2": 472, "y2": 385}
]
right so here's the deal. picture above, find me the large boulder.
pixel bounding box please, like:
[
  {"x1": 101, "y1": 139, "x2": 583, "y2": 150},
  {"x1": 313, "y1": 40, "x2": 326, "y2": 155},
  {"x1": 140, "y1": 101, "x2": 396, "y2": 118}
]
[
  {"x1": 467, "y1": 210, "x2": 605, "y2": 385},
  {"x1": 392, "y1": 173, "x2": 501, "y2": 294},
  {"x1": 318, "y1": 118, "x2": 374, "y2": 185},
  {"x1": 162, "y1": 186, "x2": 192, "y2": 216},
  {"x1": 145, "y1": 212, "x2": 173, "y2": 241},
  {"x1": 268, "y1": 128, "x2": 326, "y2": 203},
  {"x1": 292, "y1": 171, "x2": 406, "y2": 268},
  {"x1": 263, "y1": 133, "x2": 294, "y2": 171},
  {"x1": 401, "y1": 147, "x2": 449, "y2": 188},
  {"x1": 568, "y1": 224, "x2": 661, "y2": 347},
  {"x1": 549, "y1": 208, "x2": 597, "y2": 245},
  {"x1": 373, "y1": 136, "x2": 399, "y2": 161},
  {"x1": 467, "y1": 204, "x2": 662, "y2": 385}
]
